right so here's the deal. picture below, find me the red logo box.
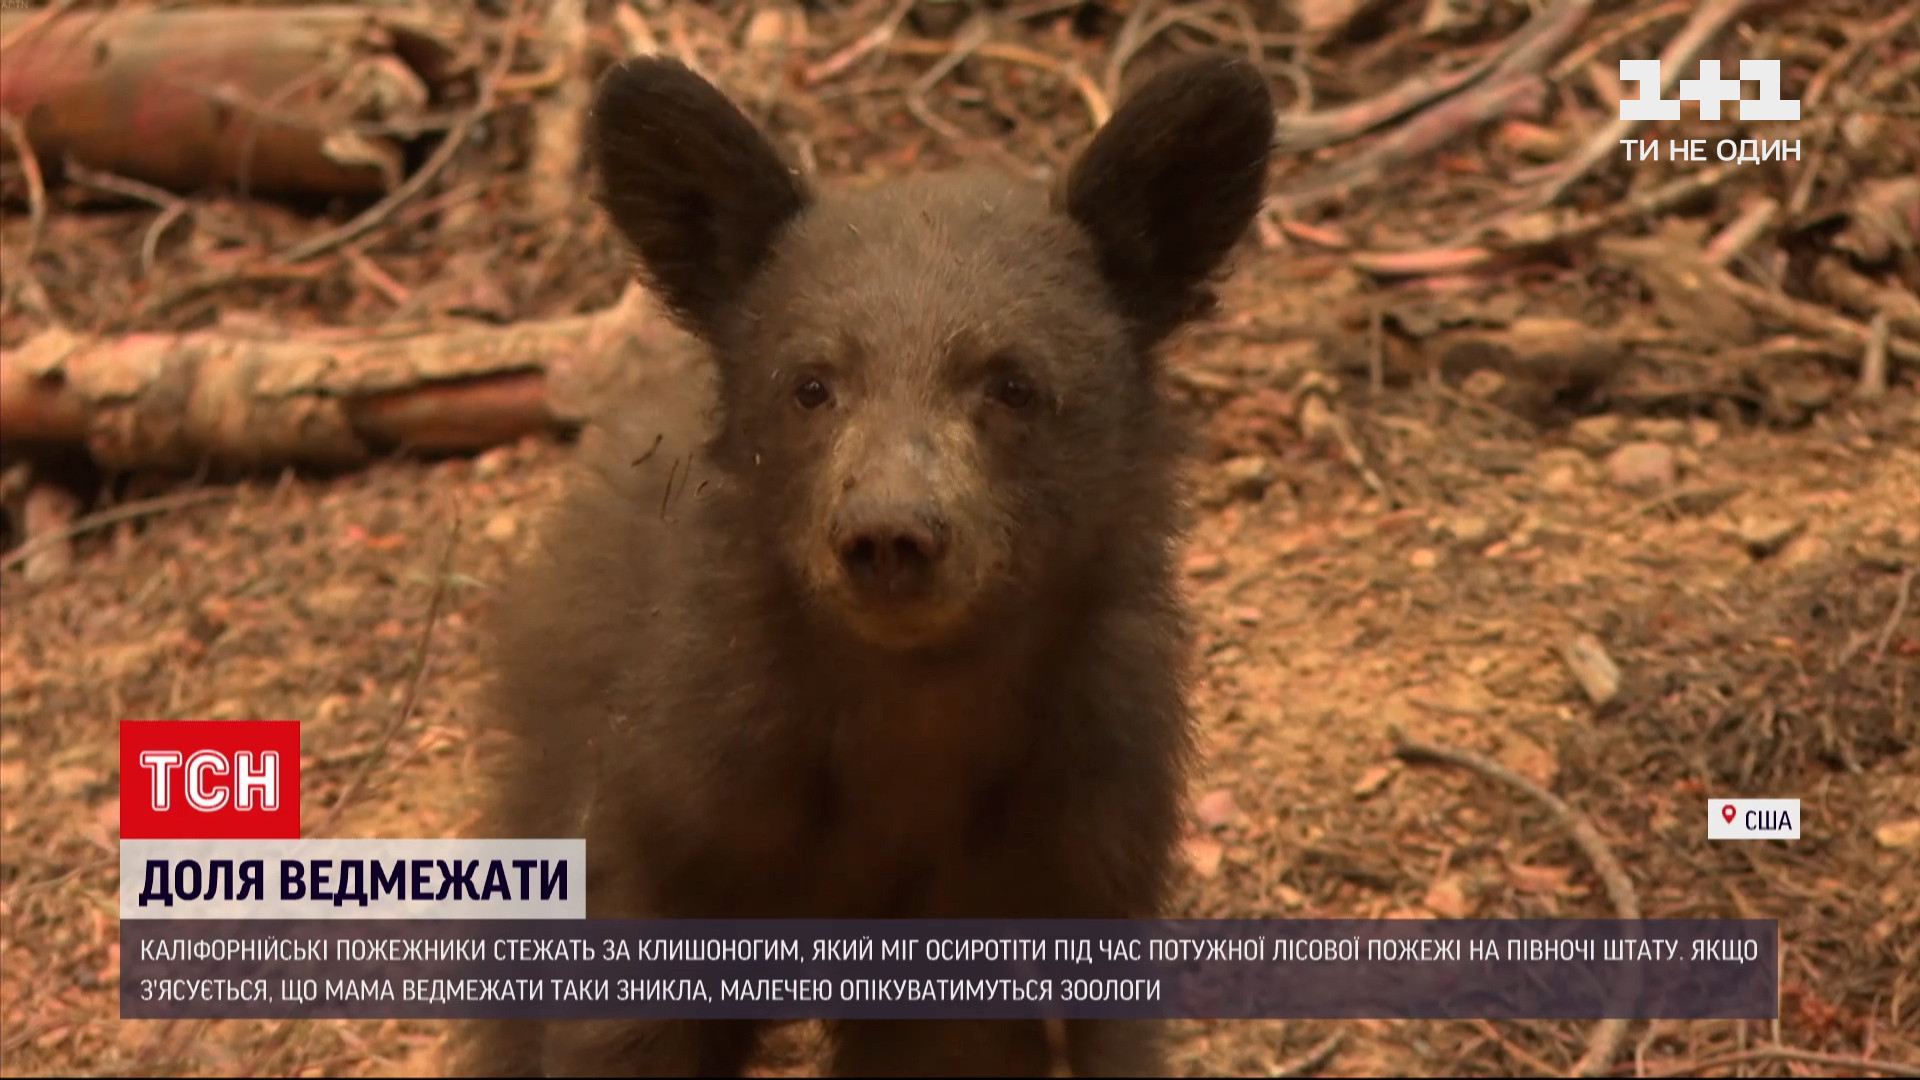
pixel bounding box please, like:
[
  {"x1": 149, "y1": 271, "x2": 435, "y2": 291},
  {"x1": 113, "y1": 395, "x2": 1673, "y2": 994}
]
[{"x1": 119, "y1": 721, "x2": 302, "y2": 840}]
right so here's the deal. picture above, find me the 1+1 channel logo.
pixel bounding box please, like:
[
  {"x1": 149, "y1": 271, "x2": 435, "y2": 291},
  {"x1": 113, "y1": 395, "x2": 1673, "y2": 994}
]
[{"x1": 1616, "y1": 59, "x2": 1803, "y2": 166}]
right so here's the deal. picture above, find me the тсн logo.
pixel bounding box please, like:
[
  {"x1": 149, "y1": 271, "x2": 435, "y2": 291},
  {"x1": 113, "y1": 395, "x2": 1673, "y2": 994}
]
[{"x1": 120, "y1": 721, "x2": 301, "y2": 840}]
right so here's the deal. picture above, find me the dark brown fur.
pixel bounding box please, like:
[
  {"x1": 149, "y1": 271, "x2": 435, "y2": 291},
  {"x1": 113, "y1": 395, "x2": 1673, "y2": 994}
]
[{"x1": 457, "y1": 53, "x2": 1274, "y2": 1078}]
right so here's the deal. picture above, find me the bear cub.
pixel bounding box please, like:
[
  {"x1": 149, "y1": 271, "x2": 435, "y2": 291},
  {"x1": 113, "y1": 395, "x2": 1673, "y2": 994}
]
[{"x1": 464, "y1": 51, "x2": 1274, "y2": 1078}]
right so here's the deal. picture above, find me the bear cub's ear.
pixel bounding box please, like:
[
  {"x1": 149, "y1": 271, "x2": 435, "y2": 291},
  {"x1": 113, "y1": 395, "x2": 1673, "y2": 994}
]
[
  {"x1": 589, "y1": 57, "x2": 812, "y2": 343},
  {"x1": 1057, "y1": 56, "x2": 1276, "y2": 347}
]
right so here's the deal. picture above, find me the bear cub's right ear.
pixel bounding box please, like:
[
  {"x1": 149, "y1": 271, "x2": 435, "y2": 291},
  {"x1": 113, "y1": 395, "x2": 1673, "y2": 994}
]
[{"x1": 589, "y1": 58, "x2": 812, "y2": 344}]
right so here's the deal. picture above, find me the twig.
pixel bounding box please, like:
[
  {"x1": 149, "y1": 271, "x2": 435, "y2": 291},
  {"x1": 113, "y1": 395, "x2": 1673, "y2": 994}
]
[
  {"x1": 62, "y1": 158, "x2": 247, "y2": 248},
  {"x1": 1273, "y1": 1031, "x2": 1346, "y2": 1077},
  {"x1": 1349, "y1": 163, "x2": 1738, "y2": 277},
  {"x1": 1276, "y1": 219, "x2": 1349, "y2": 250},
  {"x1": 133, "y1": 263, "x2": 332, "y2": 325},
  {"x1": 1865, "y1": 52, "x2": 1920, "y2": 98},
  {"x1": 1406, "y1": 694, "x2": 1489, "y2": 719},
  {"x1": 0, "y1": 0, "x2": 81, "y2": 53},
  {"x1": 1105, "y1": 0, "x2": 1243, "y2": 104},
  {"x1": 1347, "y1": 245, "x2": 1503, "y2": 277},
  {"x1": 1703, "y1": 197, "x2": 1779, "y2": 268},
  {"x1": 663, "y1": 6, "x2": 701, "y2": 74},
  {"x1": 1549, "y1": 0, "x2": 1691, "y2": 79},
  {"x1": 1870, "y1": 567, "x2": 1915, "y2": 667},
  {"x1": 0, "y1": 110, "x2": 47, "y2": 261},
  {"x1": 64, "y1": 164, "x2": 190, "y2": 276},
  {"x1": 1813, "y1": 259, "x2": 1920, "y2": 336},
  {"x1": 0, "y1": 1021, "x2": 54, "y2": 1060},
  {"x1": 1704, "y1": 265, "x2": 1920, "y2": 366},
  {"x1": 906, "y1": 15, "x2": 993, "y2": 142},
  {"x1": 1003, "y1": 0, "x2": 1083, "y2": 20},
  {"x1": 1474, "y1": 1019, "x2": 1566, "y2": 1078},
  {"x1": 0, "y1": 490, "x2": 234, "y2": 573},
  {"x1": 1367, "y1": 305, "x2": 1384, "y2": 395},
  {"x1": 495, "y1": 56, "x2": 572, "y2": 97},
  {"x1": 1858, "y1": 312, "x2": 1891, "y2": 401},
  {"x1": 612, "y1": 0, "x2": 661, "y2": 57},
  {"x1": 1482, "y1": 0, "x2": 1597, "y2": 83},
  {"x1": 270, "y1": 2, "x2": 526, "y2": 265},
  {"x1": 1650, "y1": 1046, "x2": 1920, "y2": 1078},
  {"x1": 804, "y1": 0, "x2": 916, "y2": 86},
  {"x1": 1273, "y1": 75, "x2": 1546, "y2": 213},
  {"x1": 1525, "y1": 0, "x2": 1761, "y2": 210},
  {"x1": 1277, "y1": 63, "x2": 1485, "y2": 151},
  {"x1": 309, "y1": 513, "x2": 464, "y2": 837},
  {"x1": 344, "y1": 246, "x2": 412, "y2": 306},
  {"x1": 1302, "y1": 394, "x2": 1396, "y2": 507},
  {"x1": 1609, "y1": 483, "x2": 1747, "y2": 528},
  {"x1": 142, "y1": 201, "x2": 189, "y2": 274},
  {"x1": 1483, "y1": 162, "x2": 1738, "y2": 248},
  {"x1": 1104, "y1": 0, "x2": 1157, "y2": 106},
  {"x1": 1217, "y1": 2, "x2": 1265, "y2": 76},
  {"x1": 0, "y1": 853, "x2": 114, "y2": 899},
  {"x1": 1388, "y1": 727, "x2": 1638, "y2": 1077},
  {"x1": 889, "y1": 38, "x2": 1112, "y2": 127},
  {"x1": 1801, "y1": 3, "x2": 1920, "y2": 111},
  {"x1": 1280, "y1": 0, "x2": 1592, "y2": 153},
  {"x1": 1784, "y1": 117, "x2": 1837, "y2": 219}
]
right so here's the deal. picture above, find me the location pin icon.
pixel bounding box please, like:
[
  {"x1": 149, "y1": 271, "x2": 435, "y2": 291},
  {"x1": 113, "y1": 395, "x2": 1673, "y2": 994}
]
[{"x1": 1721, "y1": 804, "x2": 1737, "y2": 823}]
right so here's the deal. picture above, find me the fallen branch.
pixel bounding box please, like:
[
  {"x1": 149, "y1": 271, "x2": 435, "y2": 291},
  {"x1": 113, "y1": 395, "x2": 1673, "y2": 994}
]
[
  {"x1": 0, "y1": 5, "x2": 465, "y2": 198},
  {"x1": 0, "y1": 284, "x2": 679, "y2": 472},
  {"x1": 1388, "y1": 727, "x2": 1639, "y2": 1078}
]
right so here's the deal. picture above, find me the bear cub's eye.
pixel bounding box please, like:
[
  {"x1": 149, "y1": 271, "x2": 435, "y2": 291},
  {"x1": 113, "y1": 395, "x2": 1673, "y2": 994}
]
[
  {"x1": 989, "y1": 376, "x2": 1035, "y2": 410},
  {"x1": 985, "y1": 355, "x2": 1037, "y2": 410},
  {"x1": 794, "y1": 376, "x2": 832, "y2": 410}
]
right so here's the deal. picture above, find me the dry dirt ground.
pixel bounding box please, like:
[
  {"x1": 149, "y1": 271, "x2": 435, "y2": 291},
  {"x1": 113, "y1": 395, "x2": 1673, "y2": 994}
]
[{"x1": 2, "y1": 254, "x2": 1917, "y2": 1076}]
